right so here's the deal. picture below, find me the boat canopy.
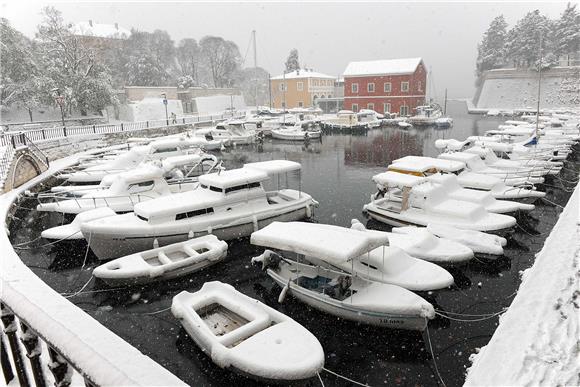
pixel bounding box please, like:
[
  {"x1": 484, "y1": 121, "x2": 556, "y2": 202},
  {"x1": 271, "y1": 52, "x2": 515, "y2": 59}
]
[
  {"x1": 372, "y1": 171, "x2": 425, "y2": 188},
  {"x1": 438, "y1": 152, "x2": 481, "y2": 164},
  {"x1": 390, "y1": 156, "x2": 465, "y2": 173},
  {"x1": 243, "y1": 160, "x2": 302, "y2": 175},
  {"x1": 251, "y1": 222, "x2": 389, "y2": 264},
  {"x1": 111, "y1": 165, "x2": 163, "y2": 185},
  {"x1": 199, "y1": 168, "x2": 269, "y2": 189}
]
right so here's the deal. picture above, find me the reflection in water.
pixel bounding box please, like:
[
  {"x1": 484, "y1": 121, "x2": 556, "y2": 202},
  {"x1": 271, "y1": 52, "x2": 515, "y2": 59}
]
[{"x1": 7, "y1": 102, "x2": 580, "y2": 387}]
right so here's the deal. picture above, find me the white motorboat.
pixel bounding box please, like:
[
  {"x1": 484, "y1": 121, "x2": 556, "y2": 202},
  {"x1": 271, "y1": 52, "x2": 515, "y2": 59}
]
[
  {"x1": 389, "y1": 155, "x2": 546, "y2": 203},
  {"x1": 438, "y1": 152, "x2": 545, "y2": 186},
  {"x1": 40, "y1": 207, "x2": 116, "y2": 240},
  {"x1": 320, "y1": 110, "x2": 369, "y2": 130},
  {"x1": 252, "y1": 222, "x2": 453, "y2": 291},
  {"x1": 398, "y1": 121, "x2": 413, "y2": 128},
  {"x1": 350, "y1": 219, "x2": 474, "y2": 263},
  {"x1": 425, "y1": 224, "x2": 506, "y2": 256},
  {"x1": 408, "y1": 105, "x2": 443, "y2": 126},
  {"x1": 81, "y1": 160, "x2": 318, "y2": 260},
  {"x1": 363, "y1": 172, "x2": 516, "y2": 232},
  {"x1": 357, "y1": 109, "x2": 382, "y2": 128},
  {"x1": 61, "y1": 137, "x2": 207, "y2": 184},
  {"x1": 434, "y1": 117, "x2": 453, "y2": 127},
  {"x1": 251, "y1": 223, "x2": 435, "y2": 331},
  {"x1": 172, "y1": 281, "x2": 324, "y2": 383},
  {"x1": 465, "y1": 145, "x2": 561, "y2": 176},
  {"x1": 194, "y1": 120, "x2": 255, "y2": 145},
  {"x1": 92, "y1": 235, "x2": 228, "y2": 284},
  {"x1": 271, "y1": 125, "x2": 321, "y2": 140},
  {"x1": 38, "y1": 155, "x2": 218, "y2": 214}
]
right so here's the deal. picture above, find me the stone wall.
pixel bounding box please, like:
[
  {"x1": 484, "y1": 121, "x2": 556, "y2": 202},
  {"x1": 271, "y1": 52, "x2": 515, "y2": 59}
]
[{"x1": 474, "y1": 66, "x2": 580, "y2": 110}]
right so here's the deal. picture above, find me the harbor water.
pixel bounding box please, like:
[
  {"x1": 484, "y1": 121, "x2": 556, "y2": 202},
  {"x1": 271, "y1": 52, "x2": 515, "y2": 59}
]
[{"x1": 9, "y1": 101, "x2": 580, "y2": 386}]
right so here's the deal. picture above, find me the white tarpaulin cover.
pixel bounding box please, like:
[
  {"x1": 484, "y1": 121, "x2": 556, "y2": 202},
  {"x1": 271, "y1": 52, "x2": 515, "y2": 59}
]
[{"x1": 251, "y1": 221, "x2": 389, "y2": 264}]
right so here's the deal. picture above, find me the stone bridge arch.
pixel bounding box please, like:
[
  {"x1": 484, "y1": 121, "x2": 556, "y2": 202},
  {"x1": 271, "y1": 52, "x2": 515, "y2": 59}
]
[{"x1": 3, "y1": 149, "x2": 48, "y2": 192}]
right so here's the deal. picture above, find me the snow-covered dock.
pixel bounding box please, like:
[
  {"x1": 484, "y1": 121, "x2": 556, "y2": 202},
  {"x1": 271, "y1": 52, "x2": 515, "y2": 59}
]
[{"x1": 465, "y1": 181, "x2": 580, "y2": 386}]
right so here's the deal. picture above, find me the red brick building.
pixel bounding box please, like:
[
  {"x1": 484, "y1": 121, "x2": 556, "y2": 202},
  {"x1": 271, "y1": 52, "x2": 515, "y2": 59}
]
[{"x1": 342, "y1": 58, "x2": 427, "y2": 116}]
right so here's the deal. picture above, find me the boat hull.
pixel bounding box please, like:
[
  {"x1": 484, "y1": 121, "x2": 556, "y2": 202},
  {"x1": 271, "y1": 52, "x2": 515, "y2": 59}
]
[
  {"x1": 87, "y1": 206, "x2": 311, "y2": 260},
  {"x1": 267, "y1": 270, "x2": 428, "y2": 331}
]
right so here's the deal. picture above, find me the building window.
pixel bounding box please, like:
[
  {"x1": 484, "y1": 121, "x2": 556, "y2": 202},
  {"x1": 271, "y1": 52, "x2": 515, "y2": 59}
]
[
  {"x1": 400, "y1": 105, "x2": 409, "y2": 116},
  {"x1": 367, "y1": 103, "x2": 374, "y2": 110},
  {"x1": 401, "y1": 82, "x2": 409, "y2": 92},
  {"x1": 383, "y1": 103, "x2": 391, "y2": 113},
  {"x1": 352, "y1": 103, "x2": 359, "y2": 112},
  {"x1": 352, "y1": 83, "x2": 358, "y2": 93},
  {"x1": 384, "y1": 82, "x2": 391, "y2": 93},
  {"x1": 367, "y1": 83, "x2": 375, "y2": 93},
  {"x1": 297, "y1": 82, "x2": 303, "y2": 91},
  {"x1": 281, "y1": 102, "x2": 286, "y2": 108},
  {"x1": 418, "y1": 81, "x2": 422, "y2": 91},
  {"x1": 298, "y1": 101, "x2": 304, "y2": 107},
  {"x1": 279, "y1": 83, "x2": 287, "y2": 92}
]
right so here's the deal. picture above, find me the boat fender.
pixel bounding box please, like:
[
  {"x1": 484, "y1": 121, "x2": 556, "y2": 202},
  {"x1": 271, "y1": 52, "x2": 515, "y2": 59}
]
[
  {"x1": 153, "y1": 238, "x2": 159, "y2": 249},
  {"x1": 306, "y1": 205, "x2": 312, "y2": 218},
  {"x1": 252, "y1": 215, "x2": 259, "y2": 231},
  {"x1": 188, "y1": 230, "x2": 194, "y2": 239},
  {"x1": 207, "y1": 226, "x2": 213, "y2": 235},
  {"x1": 278, "y1": 279, "x2": 291, "y2": 303}
]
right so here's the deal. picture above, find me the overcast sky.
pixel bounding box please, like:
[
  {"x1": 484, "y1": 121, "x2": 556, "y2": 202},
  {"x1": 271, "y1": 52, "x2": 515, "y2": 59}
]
[{"x1": 2, "y1": 1, "x2": 572, "y2": 99}]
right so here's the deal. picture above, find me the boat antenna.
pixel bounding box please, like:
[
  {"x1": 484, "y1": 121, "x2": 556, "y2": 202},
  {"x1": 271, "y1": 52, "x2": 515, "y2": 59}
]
[
  {"x1": 253, "y1": 30, "x2": 258, "y2": 112},
  {"x1": 535, "y1": 30, "x2": 543, "y2": 144}
]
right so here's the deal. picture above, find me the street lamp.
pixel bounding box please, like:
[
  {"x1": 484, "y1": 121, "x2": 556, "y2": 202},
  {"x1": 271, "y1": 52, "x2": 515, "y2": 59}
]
[
  {"x1": 52, "y1": 88, "x2": 65, "y2": 127},
  {"x1": 161, "y1": 92, "x2": 169, "y2": 125}
]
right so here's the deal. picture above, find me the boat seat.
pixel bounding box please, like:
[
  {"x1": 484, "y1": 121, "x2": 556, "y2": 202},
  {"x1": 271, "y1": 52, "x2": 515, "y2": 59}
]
[
  {"x1": 157, "y1": 251, "x2": 173, "y2": 265},
  {"x1": 183, "y1": 245, "x2": 200, "y2": 257},
  {"x1": 216, "y1": 315, "x2": 272, "y2": 348}
]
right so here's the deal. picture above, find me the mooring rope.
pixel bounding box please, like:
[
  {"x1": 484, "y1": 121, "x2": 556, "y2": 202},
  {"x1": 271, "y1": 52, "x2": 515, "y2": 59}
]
[
  {"x1": 63, "y1": 276, "x2": 94, "y2": 299},
  {"x1": 80, "y1": 232, "x2": 92, "y2": 270},
  {"x1": 515, "y1": 222, "x2": 551, "y2": 237},
  {"x1": 424, "y1": 321, "x2": 447, "y2": 387},
  {"x1": 434, "y1": 309, "x2": 505, "y2": 322},
  {"x1": 322, "y1": 367, "x2": 370, "y2": 386},
  {"x1": 317, "y1": 372, "x2": 325, "y2": 387},
  {"x1": 13, "y1": 230, "x2": 81, "y2": 249},
  {"x1": 143, "y1": 306, "x2": 172, "y2": 315},
  {"x1": 434, "y1": 309, "x2": 506, "y2": 318},
  {"x1": 540, "y1": 183, "x2": 576, "y2": 193},
  {"x1": 541, "y1": 197, "x2": 565, "y2": 209}
]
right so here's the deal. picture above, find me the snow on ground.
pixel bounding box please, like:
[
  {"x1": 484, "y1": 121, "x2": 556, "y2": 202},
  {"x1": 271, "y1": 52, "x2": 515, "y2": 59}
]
[
  {"x1": 129, "y1": 98, "x2": 184, "y2": 122},
  {"x1": 465, "y1": 183, "x2": 580, "y2": 386},
  {"x1": 0, "y1": 151, "x2": 186, "y2": 386},
  {"x1": 194, "y1": 94, "x2": 246, "y2": 115}
]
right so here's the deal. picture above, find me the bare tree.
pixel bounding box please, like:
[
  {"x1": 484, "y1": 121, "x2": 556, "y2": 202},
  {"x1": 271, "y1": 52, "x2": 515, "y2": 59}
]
[
  {"x1": 199, "y1": 36, "x2": 241, "y2": 88},
  {"x1": 176, "y1": 38, "x2": 200, "y2": 83}
]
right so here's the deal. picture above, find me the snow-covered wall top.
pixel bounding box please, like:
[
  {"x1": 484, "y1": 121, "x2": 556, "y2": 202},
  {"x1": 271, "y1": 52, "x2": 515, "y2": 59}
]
[
  {"x1": 475, "y1": 67, "x2": 580, "y2": 110},
  {"x1": 270, "y1": 69, "x2": 336, "y2": 80},
  {"x1": 343, "y1": 57, "x2": 423, "y2": 77}
]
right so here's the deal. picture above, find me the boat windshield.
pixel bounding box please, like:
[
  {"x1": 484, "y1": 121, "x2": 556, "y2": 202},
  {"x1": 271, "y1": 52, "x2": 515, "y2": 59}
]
[{"x1": 295, "y1": 275, "x2": 355, "y2": 301}]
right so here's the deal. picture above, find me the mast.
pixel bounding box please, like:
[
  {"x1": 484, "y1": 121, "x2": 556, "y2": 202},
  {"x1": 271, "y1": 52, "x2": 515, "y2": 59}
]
[
  {"x1": 444, "y1": 88, "x2": 448, "y2": 116},
  {"x1": 268, "y1": 72, "x2": 272, "y2": 109},
  {"x1": 535, "y1": 31, "x2": 543, "y2": 141},
  {"x1": 252, "y1": 30, "x2": 258, "y2": 112}
]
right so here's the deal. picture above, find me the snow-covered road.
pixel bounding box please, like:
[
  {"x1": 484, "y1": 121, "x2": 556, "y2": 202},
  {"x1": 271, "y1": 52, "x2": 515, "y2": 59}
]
[{"x1": 465, "y1": 182, "x2": 580, "y2": 386}]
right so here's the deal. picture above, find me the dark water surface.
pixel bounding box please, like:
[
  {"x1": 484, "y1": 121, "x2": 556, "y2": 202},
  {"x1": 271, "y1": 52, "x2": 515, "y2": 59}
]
[{"x1": 9, "y1": 102, "x2": 580, "y2": 386}]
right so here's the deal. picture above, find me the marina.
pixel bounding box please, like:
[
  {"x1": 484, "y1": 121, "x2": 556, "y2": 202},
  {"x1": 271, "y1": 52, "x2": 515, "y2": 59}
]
[{"x1": 5, "y1": 101, "x2": 580, "y2": 386}]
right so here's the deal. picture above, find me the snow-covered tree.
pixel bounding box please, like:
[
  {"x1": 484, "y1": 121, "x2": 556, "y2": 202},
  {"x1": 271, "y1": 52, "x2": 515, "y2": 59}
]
[
  {"x1": 235, "y1": 67, "x2": 270, "y2": 107},
  {"x1": 176, "y1": 38, "x2": 200, "y2": 84},
  {"x1": 199, "y1": 36, "x2": 241, "y2": 88},
  {"x1": 505, "y1": 10, "x2": 553, "y2": 68},
  {"x1": 177, "y1": 75, "x2": 195, "y2": 89},
  {"x1": 122, "y1": 29, "x2": 176, "y2": 86},
  {"x1": 285, "y1": 49, "x2": 300, "y2": 72},
  {"x1": 476, "y1": 15, "x2": 508, "y2": 76},
  {"x1": 553, "y1": 3, "x2": 580, "y2": 65},
  {"x1": 0, "y1": 18, "x2": 39, "y2": 110},
  {"x1": 35, "y1": 7, "x2": 116, "y2": 115}
]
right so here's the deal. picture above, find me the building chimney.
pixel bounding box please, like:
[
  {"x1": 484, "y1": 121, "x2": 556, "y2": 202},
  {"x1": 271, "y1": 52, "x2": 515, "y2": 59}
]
[
  {"x1": 115, "y1": 22, "x2": 119, "y2": 30},
  {"x1": 89, "y1": 20, "x2": 93, "y2": 27}
]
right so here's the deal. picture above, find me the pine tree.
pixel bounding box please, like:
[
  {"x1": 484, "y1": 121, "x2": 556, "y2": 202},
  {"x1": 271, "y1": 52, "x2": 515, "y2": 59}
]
[
  {"x1": 476, "y1": 15, "x2": 508, "y2": 76},
  {"x1": 553, "y1": 3, "x2": 580, "y2": 65},
  {"x1": 505, "y1": 10, "x2": 552, "y2": 68},
  {"x1": 285, "y1": 49, "x2": 300, "y2": 72}
]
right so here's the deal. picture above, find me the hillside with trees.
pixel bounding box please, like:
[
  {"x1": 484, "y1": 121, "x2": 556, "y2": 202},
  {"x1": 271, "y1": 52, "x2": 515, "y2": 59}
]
[{"x1": 476, "y1": 4, "x2": 580, "y2": 77}]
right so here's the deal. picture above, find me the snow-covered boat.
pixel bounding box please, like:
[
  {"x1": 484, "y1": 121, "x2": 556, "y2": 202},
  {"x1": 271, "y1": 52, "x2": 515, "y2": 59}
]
[
  {"x1": 465, "y1": 145, "x2": 561, "y2": 176},
  {"x1": 251, "y1": 223, "x2": 435, "y2": 331},
  {"x1": 92, "y1": 235, "x2": 228, "y2": 283},
  {"x1": 351, "y1": 219, "x2": 474, "y2": 263},
  {"x1": 407, "y1": 105, "x2": 443, "y2": 126},
  {"x1": 434, "y1": 117, "x2": 453, "y2": 128},
  {"x1": 172, "y1": 281, "x2": 324, "y2": 382},
  {"x1": 389, "y1": 155, "x2": 546, "y2": 203},
  {"x1": 61, "y1": 137, "x2": 209, "y2": 184},
  {"x1": 320, "y1": 110, "x2": 369, "y2": 130},
  {"x1": 194, "y1": 120, "x2": 255, "y2": 145},
  {"x1": 81, "y1": 160, "x2": 318, "y2": 260},
  {"x1": 363, "y1": 172, "x2": 516, "y2": 232},
  {"x1": 40, "y1": 207, "x2": 116, "y2": 240},
  {"x1": 252, "y1": 222, "x2": 453, "y2": 291},
  {"x1": 271, "y1": 125, "x2": 321, "y2": 140},
  {"x1": 38, "y1": 155, "x2": 218, "y2": 214},
  {"x1": 425, "y1": 224, "x2": 506, "y2": 256},
  {"x1": 398, "y1": 121, "x2": 412, "y2": 128},
  {"x1": 438, "y1": 152, "x2": 545, "y2": 186}
]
